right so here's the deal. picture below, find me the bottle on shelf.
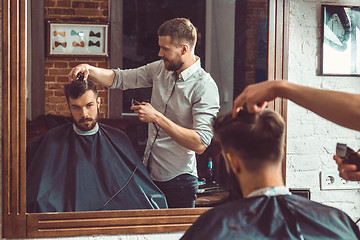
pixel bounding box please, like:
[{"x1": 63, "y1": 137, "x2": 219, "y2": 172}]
[{"x1": 207, "y1": 157, "x2": 214, "y2": 186}]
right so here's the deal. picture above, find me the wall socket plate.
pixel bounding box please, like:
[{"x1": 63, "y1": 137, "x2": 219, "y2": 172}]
[{"x1": 320, "y1": 170, "x2": 360, "y2": 190}]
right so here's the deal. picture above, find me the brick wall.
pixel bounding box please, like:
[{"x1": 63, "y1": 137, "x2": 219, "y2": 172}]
[
  {"x1": 44, "y1": 0, "x2": 109, "y2": 118},
  {"x1": 287, "y1": 0, "x2": 360, "y2": 222},
  {"x1": 245, "y1": 0, "x2": 268, "y2": 86}
]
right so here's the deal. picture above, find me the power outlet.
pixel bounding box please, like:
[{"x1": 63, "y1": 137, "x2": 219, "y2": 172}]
[{"x1": 320, "y1": 170, "x2": 360, "y2": 190}]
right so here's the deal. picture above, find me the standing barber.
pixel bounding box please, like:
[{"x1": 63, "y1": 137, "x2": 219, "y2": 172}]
[{"x1": 69, "y1": 18, "x2": 220, "y2": 208}]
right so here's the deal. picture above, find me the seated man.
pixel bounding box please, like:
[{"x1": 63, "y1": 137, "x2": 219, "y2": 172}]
[
  {"x1": 182, "y1": 110, "x2": 360, "y2": 239},
  {"x1": 27, "y1": 80, "x2": 167, "y2": 212}
]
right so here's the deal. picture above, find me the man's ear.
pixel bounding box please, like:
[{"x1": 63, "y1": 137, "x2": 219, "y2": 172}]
[
  {"x1": 97, "y1": 97, "x2": 101, "y2": 107},
  {"x1": 226, "y1": 152, "x2": 242, "y2": 175},
  {"x1": 181, "y1": 44, "x2": 189, "y2": 55}
]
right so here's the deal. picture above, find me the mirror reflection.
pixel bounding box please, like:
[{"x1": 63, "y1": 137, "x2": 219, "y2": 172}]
[
  {"x1": 26, "y1": 80, "x2": 168, "y2": 212},
  {"x1": 322, "y1": 5, "x2": 360, "y2": 75},
  {"x1": 26, "y1": 0, "x2": 268, "y2": 213}
]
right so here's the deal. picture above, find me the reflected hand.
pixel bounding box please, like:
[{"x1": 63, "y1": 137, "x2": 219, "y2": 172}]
[
  {"x1": 334, "y1": 154, "x2": 360, "y2": 181},
  {"x1": 131, "y1": 102, "x2": 160, "y2": 123},
  {"x1": 68, "y1": 64, "x2": 91, "y2": 82}
]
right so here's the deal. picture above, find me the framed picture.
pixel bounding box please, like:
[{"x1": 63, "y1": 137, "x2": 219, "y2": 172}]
[
  {"x1": 321, "y1": 5, "x2": 360, "y2": 76},
  {"x1": 47, "y1": 21, "x2": 109, "y2": 57}
]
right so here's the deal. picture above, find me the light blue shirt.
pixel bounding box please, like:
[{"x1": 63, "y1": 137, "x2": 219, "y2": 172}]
[
  {"x1": 73, "y1": 123, "x2": 99, "y2": 136},
  {"x1": 111, "y1": 59, "x2": 220, "y2": 181}
]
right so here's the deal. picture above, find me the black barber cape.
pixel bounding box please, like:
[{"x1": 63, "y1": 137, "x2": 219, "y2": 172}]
[
  {"x1": 181, "y1": 194, "x2": 360, "y2": 240},
  {"x1": 27, "y1": 123, "x2": 168, "y2": 212}
]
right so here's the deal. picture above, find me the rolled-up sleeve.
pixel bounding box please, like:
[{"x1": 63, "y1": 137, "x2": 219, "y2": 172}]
[
  {"x1": 192, "y1": 78, "x2": 220, "y2": 148},
  {"x1": 110, "y1": 60, "x2": 163, "y2": 90}
]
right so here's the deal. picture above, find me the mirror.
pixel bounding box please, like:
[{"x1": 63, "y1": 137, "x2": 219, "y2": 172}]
[
  {"x1": 28, "y1": 0, "x2": 269, "y2": 213},
  {"x1": 322, "y1": 5, "x2": 360, "y2": 76},
  {"x1": 3, "y1": 0, "x2": 288, "y2": 238}
]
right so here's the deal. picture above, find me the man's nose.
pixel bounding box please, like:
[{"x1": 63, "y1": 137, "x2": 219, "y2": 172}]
[
  {"x1": 158, "y1": 49, "x2": 163, "y2": 57},
  {"x1": 80, "y1": 107, "x2": 89, "y2": 118}
]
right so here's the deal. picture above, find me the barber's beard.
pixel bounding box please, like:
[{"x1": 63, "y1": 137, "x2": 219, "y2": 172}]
[
  {"x1": 72, "y1": 108, "x2": 99, "y2": 131},
  {"x1": 162, "y1": 57, "x2": 183, "y2": 71}
]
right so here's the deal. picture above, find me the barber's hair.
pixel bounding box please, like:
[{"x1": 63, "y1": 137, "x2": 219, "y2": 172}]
[
  {"x1": 213, "y1": 109, "x2": 285, "y2": 171},
  {"x1": 64, "y1": 80, "x2": 98, "y2": 104},
  {"x1": 158, "y1": 18, "x2": 197, "y2": 49}
]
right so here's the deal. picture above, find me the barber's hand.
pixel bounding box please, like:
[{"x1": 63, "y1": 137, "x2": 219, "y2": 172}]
[
  {"x1": 131, "y1": 102, "x2": 160, "y2": 123},
  {"x1": 68, "y1": 64, "x2": 91, "y2": 81},
  {"x1": 233, "y1": 81, "x2": 282, "y2": 117},
  {"x1": 334, "y1": 154, "x2": 360, "y2": 181}
]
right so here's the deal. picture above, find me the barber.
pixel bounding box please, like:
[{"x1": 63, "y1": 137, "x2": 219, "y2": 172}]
[{"x1": 69, "y1": 18, "x2": 220, "y2": 208}]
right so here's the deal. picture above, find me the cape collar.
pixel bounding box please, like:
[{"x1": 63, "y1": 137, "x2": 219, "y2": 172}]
[
  {"x1": 73, "y1": 122, "x2": 99, "y2": 136},
  {"x1": 247, "y1": 186, "x2": 291, "y2": 198}
]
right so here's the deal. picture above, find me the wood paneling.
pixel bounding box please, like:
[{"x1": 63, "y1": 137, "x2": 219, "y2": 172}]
[
  {"x1": 267, "y1": 0, "x2": 289, "y2": 182},
  {"x1": 2, "y1": 0, "x2": 27, "y2": 238},
  {"x1": 27, "y1": 208, "x2": 207, "y2": 238}
]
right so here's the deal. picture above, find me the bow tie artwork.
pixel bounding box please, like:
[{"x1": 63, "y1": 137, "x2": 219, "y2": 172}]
[
  {"x1": 72, "y1": 41, "x2": 85, "y2": 47},
  {"x1": 89, "y1": 31, "x2": 101, "y2": 38},
  {"x1": 71, "y1": 30, "x2": 84, "y2": 36},
  {"x1": 54, "y1": 41, "x2": 67, "y2": 48},
  {"x1": 53, "y1": 31, "x2": 66, "y2": 37},
  {"x1": 89, "y1": 40, "x2": 100, "y2": 47},
  {"x1": 49, "y1": 24, "x2": 107, "y2": 55}
]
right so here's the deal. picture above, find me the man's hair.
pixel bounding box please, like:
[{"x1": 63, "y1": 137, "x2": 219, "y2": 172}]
[
  {"x1": 158, "y1": 18, "x2": 197, "y2": 49},
  {"x1": 64, "y1": 80, "x2": 98, "y2": 104},
  {"x1": 213, "y1": 109, "x2": 285, "y2": 171}
]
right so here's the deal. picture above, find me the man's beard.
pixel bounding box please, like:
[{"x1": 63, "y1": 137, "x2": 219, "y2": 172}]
[
  {"x1": 162, "y1": 57, "x2": 183, "y2": 71},
  {"x1": 72, "y1": 108, "x2": 99, "y2": 131}
]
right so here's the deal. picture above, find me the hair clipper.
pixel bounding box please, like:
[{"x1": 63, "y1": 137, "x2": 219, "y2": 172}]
[{"x1": 336, "y1": 143, "x2": 360, "y2": 170}]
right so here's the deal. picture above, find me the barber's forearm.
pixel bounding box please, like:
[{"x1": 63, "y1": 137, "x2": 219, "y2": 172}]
[
  {"x1": 154, "y1": 113, "x2": 206, "y2": 154},
  {"x1": 279, "y1": 81, "x2": 360, "y2": 131},
  {"x1": 87, "y1": 65, "x2": 115, "y2": 87}
]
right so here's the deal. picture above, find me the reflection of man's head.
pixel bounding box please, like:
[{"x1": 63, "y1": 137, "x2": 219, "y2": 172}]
[
  {"x1": 64, "y1": 80, "x2": 100, "y2": 131},
  {"x1": 158, "y1": 18, "x2": 197, "y2": 50},
  {"x1": 213, "y1": 109, "x2": 285, "y2": 174},
  {"x1": 157, "y1": 18, "x2": 197, "y2": 71}
]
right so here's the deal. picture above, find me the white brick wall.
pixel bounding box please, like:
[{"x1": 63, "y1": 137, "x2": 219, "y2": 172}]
[{"x1": 287, "y1": 0, "x2": 360, "y2": 221}]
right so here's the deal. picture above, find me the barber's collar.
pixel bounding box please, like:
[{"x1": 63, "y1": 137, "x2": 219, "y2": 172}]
[
  {"x1": 247, "y1": 186, "x2": 291, "y2": 198},
  {"x1": 178, "y1": 57, "x2": 201, "y2": 82},
  {"x1": 73, "y1": 123, "x2": 99, "y2": 136}
]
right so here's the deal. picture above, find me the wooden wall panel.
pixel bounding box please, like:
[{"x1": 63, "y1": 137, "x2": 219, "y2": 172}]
[
  {"x1": 2, "y1": 0, "x2": 27, "y2": 237},
  {"x1": 268, "y1": 0, "x2": 289, "y2": 182},
  {"x1": 27, "y1": 208, "x2": 207, "y2": 238}
]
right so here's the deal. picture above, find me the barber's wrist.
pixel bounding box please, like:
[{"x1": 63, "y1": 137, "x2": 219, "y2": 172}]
[
  {"x1": 153, "y1": 111, "x2": 164, "y2": 126},
  {"x1": 275, "y1": 80, "x2": 290, "y2": 99}
]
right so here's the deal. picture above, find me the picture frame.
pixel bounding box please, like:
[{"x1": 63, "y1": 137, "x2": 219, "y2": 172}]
[
  {"x1": 321, "y1": 5, "x2": 360, "y2": 76},
  {"x1": 47, "y1": 21, "x2": 109, "y2": 57}
]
